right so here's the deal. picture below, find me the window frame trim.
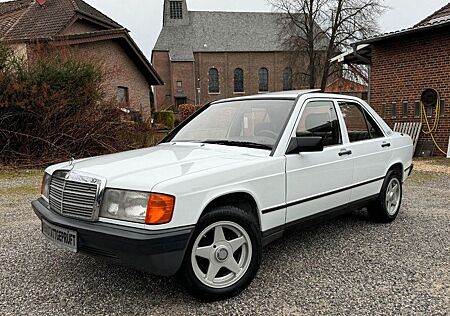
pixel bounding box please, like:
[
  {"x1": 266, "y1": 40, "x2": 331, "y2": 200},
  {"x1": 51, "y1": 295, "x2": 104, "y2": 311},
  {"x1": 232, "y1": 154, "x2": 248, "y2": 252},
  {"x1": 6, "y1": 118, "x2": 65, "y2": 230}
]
[
  {"x1": 208, "y1": 68, "x2": 220, "y2": 94},
  {"x1": 282, "y1": 67, "x2": 293, "y2": 91},
  {"x1": 233, "y1": 67, "x2": 245, "y2": 94},
  {"x1": 337, "y1": 100, "x2": 387, "y2": 144},
  {"x1": 117, "y1": 86, "x2": 129, "y2": 106},
  {"x1": 258, "y1": 67, "x2": 269, "y2": 93},
  {"x1": 289, "y1": 98, "x2": 344, "y2": 150}
]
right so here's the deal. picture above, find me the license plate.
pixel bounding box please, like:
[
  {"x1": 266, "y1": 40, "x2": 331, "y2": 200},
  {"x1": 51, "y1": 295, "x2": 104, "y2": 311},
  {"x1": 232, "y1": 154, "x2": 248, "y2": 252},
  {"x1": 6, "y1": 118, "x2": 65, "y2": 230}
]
[{"x1": 41, "y1": 220, "x2": 78, "y2": 252}]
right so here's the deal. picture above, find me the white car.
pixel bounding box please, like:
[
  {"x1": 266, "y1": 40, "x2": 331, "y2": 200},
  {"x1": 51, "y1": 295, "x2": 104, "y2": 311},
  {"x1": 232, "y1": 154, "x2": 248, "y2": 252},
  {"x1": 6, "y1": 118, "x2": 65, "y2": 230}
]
[{"x1": 33, "y1": 91, "x2": 414, "y2": 300}]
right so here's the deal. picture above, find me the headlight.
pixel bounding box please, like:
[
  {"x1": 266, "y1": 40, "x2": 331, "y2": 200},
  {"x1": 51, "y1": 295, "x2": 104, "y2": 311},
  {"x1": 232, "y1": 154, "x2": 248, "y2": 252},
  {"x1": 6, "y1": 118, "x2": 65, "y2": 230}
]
[
  {"x1": 99, "y1": 189, "x2": 175, "y2": 225},
  {"x1": 41, "y1": 173, "x2": 51, "y2": 200}
]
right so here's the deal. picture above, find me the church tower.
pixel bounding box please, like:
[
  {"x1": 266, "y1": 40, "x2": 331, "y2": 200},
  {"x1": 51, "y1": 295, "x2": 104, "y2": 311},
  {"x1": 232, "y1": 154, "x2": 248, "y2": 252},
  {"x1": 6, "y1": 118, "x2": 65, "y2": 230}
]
[{"x1": 163, "y1": 0, "x2": 190, "y2": 27}]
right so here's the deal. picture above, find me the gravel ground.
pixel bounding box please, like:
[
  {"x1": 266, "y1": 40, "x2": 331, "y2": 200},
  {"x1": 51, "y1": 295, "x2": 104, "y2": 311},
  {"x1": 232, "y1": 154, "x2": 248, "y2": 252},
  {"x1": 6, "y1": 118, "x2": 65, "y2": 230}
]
[{"x1": 0, "y1": 166, "x2": 449, "y2": 316}]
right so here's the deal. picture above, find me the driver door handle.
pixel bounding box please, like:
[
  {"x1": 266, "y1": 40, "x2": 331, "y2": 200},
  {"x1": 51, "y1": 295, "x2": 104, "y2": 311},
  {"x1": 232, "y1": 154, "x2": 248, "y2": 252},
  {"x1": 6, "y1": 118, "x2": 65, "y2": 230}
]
[{"x1": 338, "y1": 149, "x2": 352, "y2": 156}]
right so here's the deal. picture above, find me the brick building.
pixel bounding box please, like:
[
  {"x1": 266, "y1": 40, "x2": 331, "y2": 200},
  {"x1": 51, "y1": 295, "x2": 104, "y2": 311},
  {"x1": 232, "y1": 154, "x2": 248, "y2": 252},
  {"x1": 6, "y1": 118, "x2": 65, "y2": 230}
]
[
  {"x1": 152, "y1": 0, "x2": 330, "y2": 110},
  {"x1": 333, "y1": 3, "x2": 450, "y2": 156},
  {"x1": 325, "y1": 78, "x2": 368, "y2": 101},
  {"x1": 0, "y1": 0, "x2": 162, "y2": 118}
]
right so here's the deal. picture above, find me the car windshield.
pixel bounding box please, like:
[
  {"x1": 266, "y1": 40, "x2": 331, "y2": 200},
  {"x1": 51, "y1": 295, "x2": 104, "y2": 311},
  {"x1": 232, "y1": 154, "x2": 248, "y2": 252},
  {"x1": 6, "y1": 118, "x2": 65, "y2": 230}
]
[{"x1": 171, "y1": 99, "x2": 295, "y2": 150}]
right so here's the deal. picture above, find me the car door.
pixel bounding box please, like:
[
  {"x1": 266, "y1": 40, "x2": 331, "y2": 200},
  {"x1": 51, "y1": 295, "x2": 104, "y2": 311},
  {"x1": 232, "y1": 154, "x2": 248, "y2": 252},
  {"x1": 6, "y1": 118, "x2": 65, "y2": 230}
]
[
  {"x1": 337, "y1": 100, "x2": 393, "y2": 202},
  {"x1": 285, "y1": 99, "x2": 354, "y2": 224}
]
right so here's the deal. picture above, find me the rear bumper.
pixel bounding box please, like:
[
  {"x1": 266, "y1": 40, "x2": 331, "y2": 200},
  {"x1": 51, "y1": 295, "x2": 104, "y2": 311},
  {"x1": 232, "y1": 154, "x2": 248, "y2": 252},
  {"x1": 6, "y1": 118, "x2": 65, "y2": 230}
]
[{"x1": 32, "y1": 198, "x2": 194, "y2": 276}]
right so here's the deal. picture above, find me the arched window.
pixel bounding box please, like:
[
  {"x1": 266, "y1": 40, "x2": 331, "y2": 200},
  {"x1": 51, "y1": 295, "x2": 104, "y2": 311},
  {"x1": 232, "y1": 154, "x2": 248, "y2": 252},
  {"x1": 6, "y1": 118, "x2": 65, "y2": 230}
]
[
  {"x1": 259, "y1": 68, "x2": 269, "y2": 92},
  {"x1": 208, "y1": 68, "x2": 219, "y2": 93},
  {"x1": 283, "y1": 67, "x2": 293, "y2": 91},
  {"x1": 234, "y1": 68, "x2": 244, "y2": 93}
]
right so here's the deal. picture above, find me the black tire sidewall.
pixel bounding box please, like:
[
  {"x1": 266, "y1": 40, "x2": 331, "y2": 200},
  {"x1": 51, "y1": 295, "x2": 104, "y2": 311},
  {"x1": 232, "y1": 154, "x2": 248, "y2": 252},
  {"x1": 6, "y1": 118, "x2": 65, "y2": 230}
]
[
  {"x1": 178, "y1": 206, "x2": 262, "y2": 301},
  {"x1": 374, "y1": 170, "x2": 403, "y2": 222}
]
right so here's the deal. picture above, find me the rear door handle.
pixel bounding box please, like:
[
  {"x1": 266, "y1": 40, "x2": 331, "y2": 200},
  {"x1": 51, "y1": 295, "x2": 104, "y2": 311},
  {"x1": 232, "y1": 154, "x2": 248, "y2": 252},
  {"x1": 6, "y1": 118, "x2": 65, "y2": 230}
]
[
  {"x1": 381, "y1": 142, "x2": 391, "y2": 148},
  {"x1": 339, "y1": 149, "x2": 352, "y2": 156}
]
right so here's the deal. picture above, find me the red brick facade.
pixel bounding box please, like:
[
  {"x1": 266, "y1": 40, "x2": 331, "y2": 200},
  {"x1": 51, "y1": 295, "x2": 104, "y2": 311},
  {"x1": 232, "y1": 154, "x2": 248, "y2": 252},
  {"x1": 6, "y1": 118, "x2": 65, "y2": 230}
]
[
  {"x1": 153, "y1": 51, "x2": 310, "y2": 110},
  {"x1": 369, "y1": 27, "x2": 450, "y2": 156}
]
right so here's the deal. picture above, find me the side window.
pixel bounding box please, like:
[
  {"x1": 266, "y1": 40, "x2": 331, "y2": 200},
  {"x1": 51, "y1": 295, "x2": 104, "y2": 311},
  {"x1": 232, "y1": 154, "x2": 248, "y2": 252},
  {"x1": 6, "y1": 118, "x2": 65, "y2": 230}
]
[
  {"x1": 296, "y1": 101, "x2": 342, "y2": 147},
  {"x1": 339, "y1": 102, "x2": 383, "y2": 142},
  {"x1": 365, "y1": 112, "x2": 384, "y2": 138}
]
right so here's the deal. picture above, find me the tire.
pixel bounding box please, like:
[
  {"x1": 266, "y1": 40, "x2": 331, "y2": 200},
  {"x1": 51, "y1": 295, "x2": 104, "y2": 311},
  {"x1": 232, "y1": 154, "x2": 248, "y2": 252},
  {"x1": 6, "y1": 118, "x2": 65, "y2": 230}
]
[
  {"x1": 177, "y1": 206, "x2": 262, "y2": 301},
  {"x1": 368, "y1": 170, "x2": 403, "y2": 223}
]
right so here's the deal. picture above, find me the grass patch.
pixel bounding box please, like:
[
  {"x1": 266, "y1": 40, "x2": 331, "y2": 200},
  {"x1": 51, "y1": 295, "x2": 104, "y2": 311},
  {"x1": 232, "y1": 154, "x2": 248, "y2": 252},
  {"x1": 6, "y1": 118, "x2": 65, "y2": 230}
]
[
  {"x1": 408, "y1": 170, "x2": 438, "y2": 184},
  {"x1": 414, "y1": 157, "x2": 450, "y2": 167},
  {"x1": 0, "y1": 185, "x2": 39, "y2": 196},
  {"x1": 0, "y1": 169, "x2": 43, "y2": 181}
]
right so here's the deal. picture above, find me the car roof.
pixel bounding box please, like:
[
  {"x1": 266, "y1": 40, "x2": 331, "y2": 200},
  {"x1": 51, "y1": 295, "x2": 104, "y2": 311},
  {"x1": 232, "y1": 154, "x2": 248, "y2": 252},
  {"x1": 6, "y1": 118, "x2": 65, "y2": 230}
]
[{"x1": 212, "y1": 90, "x2": 363, "y2": 103}]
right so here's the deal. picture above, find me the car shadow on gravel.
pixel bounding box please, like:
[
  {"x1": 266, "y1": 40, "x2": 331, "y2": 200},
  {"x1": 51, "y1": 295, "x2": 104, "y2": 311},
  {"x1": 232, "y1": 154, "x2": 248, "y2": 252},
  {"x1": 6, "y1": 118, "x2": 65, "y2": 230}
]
[{"x1": 71, "y1": 208, "x2": 374, "y2": 301}]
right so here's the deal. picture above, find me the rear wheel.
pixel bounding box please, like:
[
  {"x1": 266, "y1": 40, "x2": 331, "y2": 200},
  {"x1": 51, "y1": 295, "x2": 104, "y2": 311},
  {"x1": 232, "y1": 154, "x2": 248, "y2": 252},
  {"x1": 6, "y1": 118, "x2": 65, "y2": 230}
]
[
  {"x1": 178, "y1": 206, "x2": 261, "y2": 301},
  {"x1": 368, "y1": 170, "x2": 403, "y2": 223}
]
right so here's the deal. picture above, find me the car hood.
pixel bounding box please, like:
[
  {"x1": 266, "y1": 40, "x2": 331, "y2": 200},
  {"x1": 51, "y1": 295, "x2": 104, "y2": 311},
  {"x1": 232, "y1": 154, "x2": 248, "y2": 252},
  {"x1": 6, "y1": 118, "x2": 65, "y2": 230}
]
[{"x1": 46, "y1": 143, "x2": 268, "y2": 191}]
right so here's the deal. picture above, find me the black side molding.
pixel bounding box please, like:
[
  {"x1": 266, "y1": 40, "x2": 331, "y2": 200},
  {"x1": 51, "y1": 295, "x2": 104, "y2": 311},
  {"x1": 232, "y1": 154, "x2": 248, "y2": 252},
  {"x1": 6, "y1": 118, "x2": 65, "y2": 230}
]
[
  {"x1": 262, "y1": 176, "x2": 385, "y2": 215},
  {"x1": 261, "y1": 194, "x2": 379, "y2": 246}
]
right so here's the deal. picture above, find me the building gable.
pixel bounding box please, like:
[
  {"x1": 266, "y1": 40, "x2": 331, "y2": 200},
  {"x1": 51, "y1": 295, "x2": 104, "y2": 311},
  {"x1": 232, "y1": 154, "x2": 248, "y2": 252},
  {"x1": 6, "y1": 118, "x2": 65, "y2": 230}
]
[
  {"x1": 0, "y1": 0, "x2": 122, "y2": 41},
  {"x1": 154, "y1": 0, "x2": 329, "y2": 62},
  {"x1": 61, "y1": 18, "x2": 109, "y2": 36}
]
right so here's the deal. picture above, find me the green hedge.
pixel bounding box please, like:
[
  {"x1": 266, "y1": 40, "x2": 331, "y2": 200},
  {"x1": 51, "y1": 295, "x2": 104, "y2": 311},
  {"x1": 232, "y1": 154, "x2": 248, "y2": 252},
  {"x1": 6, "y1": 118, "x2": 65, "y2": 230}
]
[{"x1": 154, "y1": 110, "x2": 175, "y2": 130}]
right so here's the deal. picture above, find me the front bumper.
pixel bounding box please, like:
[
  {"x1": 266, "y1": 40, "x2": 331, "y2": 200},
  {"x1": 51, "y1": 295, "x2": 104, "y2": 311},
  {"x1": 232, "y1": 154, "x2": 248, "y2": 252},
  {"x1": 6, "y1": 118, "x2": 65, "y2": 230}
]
[{"x1": 32, "y1": 198, "x2": 194, "y2": 276}]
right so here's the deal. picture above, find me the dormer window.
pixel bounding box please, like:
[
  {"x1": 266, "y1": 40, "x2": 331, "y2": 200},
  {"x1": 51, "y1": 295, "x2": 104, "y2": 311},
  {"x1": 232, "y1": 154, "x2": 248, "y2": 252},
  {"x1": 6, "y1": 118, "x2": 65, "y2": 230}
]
[{"x1": 170, "y1": 1, "x2": 183, "y2": 19}]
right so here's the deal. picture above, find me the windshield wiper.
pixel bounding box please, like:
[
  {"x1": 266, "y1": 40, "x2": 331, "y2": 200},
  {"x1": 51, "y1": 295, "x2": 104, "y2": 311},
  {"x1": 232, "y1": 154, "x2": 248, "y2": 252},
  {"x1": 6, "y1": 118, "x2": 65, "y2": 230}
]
[{"x1": 202, "y1": 140, "x2": 273, "y2": 150}]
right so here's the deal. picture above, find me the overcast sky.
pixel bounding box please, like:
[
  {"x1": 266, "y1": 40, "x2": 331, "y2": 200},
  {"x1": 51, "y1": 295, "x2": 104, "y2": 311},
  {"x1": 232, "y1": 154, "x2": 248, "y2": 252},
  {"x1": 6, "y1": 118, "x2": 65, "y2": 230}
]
[{"x1": 3, "y1": 0, "x2": 449, "y2": 57}]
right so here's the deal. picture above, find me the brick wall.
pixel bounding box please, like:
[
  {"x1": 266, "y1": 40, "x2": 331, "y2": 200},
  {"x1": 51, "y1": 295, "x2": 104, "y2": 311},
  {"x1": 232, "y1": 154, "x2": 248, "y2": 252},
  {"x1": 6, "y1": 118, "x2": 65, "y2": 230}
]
[
  {"x1": 370, "y1": 27, "x2": 450, "y2": 156},
  {"x1": 153, "y1": 51, "x2": 311, "y2": 110},
  {"x1": 70, "y1": 40, "x2": 152, "y2": 118},
  {"x1": 152, "y1": 51, "x2": 173, "y2": 109}
]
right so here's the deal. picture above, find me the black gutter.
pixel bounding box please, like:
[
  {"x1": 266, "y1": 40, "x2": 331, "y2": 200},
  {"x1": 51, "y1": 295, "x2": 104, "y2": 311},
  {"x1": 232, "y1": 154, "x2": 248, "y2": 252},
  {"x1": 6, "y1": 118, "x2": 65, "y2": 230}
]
[{"x1": 355, "y1": 20, "x2": 450, "y2": 45}]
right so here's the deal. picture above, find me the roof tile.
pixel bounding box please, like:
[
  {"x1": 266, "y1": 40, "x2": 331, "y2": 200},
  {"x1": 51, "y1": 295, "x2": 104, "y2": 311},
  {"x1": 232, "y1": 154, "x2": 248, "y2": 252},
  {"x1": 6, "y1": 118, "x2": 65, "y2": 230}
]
[
  {"x1": 0, "y1": 0, "x2": 122, "y2": 41},
  {"x1": 154, "y1": 11, "x2": 329, "y2": 60}
]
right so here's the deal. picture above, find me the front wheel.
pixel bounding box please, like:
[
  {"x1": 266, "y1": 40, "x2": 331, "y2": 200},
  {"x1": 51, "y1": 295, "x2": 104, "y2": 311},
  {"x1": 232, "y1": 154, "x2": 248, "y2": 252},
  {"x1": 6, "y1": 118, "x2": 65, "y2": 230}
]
[
  {"x1": 178, "y1": 206, "x2": 262, "y2": 301},
  {"x1": 368, "y1": 170, "x2": 403, "y2": 223}
]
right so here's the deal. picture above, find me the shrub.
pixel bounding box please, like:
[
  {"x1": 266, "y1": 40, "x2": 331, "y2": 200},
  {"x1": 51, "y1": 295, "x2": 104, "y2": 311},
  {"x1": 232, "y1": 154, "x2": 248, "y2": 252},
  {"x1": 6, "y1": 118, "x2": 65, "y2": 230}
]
[
  {"x1": 178, "y1": 104, "x2": 203, "y2": 121},
  {"x1": 154, "y1": 110, "x2": 175, "y2": 130},
  {"x1": 0, "y1": 43, "x2": 157, "y2": 167}
]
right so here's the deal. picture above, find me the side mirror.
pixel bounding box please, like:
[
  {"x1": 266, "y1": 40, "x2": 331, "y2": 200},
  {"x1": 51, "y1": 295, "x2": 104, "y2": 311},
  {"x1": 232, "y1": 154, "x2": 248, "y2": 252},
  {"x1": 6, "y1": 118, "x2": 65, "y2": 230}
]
[{"x1": 286, "y1": 136, "x2": 324, "y2": 154}]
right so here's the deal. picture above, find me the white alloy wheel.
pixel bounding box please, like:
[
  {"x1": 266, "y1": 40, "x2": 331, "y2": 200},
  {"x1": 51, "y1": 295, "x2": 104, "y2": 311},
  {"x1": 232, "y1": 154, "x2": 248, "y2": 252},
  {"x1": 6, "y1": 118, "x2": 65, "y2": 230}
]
[
  {"x1": 385, "y1": 177, "x2": 401, "y2": 216},
  {"x1": 190, "y1": 221, "x2": 252, "y2": 289}
]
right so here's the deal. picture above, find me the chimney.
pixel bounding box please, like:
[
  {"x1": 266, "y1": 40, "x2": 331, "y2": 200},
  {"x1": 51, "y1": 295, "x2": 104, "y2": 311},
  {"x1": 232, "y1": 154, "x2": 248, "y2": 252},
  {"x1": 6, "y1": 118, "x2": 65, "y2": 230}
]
[{"x1": 36, "y1": 0, "x2": 47, "y2": 6}]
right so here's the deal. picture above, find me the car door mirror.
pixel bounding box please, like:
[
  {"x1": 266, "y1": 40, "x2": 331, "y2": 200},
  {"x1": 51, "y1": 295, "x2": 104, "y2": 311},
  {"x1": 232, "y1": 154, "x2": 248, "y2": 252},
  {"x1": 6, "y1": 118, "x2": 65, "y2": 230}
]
[{"x1": 286, "y1": 136, "x2": 324, "y2": 154}]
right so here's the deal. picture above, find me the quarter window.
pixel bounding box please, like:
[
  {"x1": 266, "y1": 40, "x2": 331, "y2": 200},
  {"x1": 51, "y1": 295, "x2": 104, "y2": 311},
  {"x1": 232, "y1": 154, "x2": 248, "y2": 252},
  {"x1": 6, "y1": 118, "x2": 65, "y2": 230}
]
[
  {"x1": 259, "y1": 68, "x2": 269, "y2": 92},
  {"x1": 296, "y1": 101, "x2": 342, "y2": 147},
  {"x1": 365, "y1": 111, "x2": 384, "y2": 138},
  {"x1": 339, "y1": 102, "x2": 383, "y2": 142},
  {"x1": 208, "y1": 68, "x2": 219, "y2": 94},
  {"x1": 234, "y1": 68, "x2": 244, "y2": 93}
]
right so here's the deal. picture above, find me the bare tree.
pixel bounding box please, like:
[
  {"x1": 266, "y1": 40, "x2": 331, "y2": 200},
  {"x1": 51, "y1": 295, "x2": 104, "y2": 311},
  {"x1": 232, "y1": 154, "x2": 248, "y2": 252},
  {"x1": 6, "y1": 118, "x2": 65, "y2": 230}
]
[{"x1": 271, "y1": 0, "x2": 385, "y2": 90}]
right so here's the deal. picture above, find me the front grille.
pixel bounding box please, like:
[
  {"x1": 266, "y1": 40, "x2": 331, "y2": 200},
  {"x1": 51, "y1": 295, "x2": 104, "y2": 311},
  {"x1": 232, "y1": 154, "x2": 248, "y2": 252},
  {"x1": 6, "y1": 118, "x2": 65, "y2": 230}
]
[{"x1": 49, "y1": 175, "x2": 98, "y2": 221}]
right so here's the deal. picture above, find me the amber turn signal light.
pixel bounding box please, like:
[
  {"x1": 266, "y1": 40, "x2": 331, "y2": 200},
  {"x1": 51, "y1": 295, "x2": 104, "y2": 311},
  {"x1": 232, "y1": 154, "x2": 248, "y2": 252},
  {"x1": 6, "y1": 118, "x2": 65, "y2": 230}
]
[{"x1": 145, "y1": 193, "x2": 175, "y2": 225}]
